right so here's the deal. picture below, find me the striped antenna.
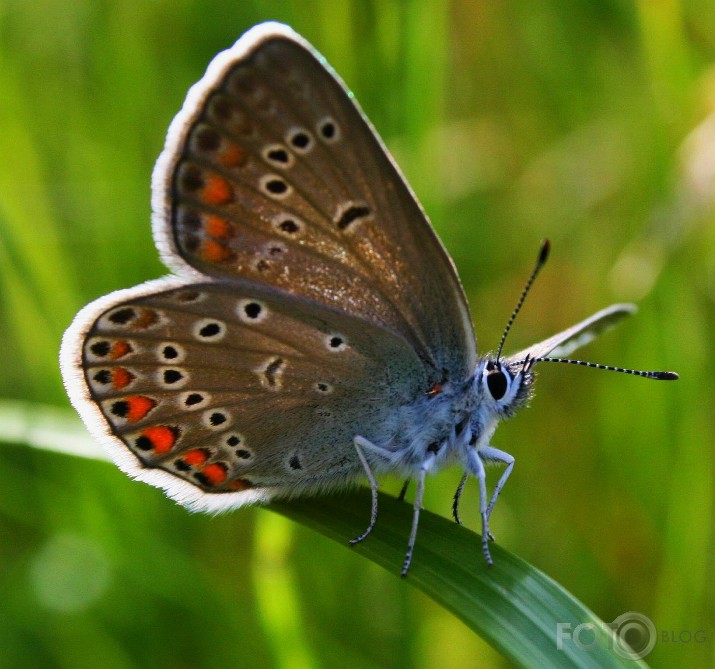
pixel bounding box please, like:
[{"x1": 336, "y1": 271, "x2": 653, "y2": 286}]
[
  {"x1": 513, "y1": 356, "x2": 679, "y2": 380},
  {"x1": 496, "y1": 239, "x2": 550, "y2": 362}
]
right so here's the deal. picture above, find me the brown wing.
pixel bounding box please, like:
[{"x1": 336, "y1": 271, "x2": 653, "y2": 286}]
[
  {"x1": 151, "y1": 23, "x2": 476, "y2": 385},
  {"x1": 63, "y1": 278, "x2": 426, "y2": 511}
]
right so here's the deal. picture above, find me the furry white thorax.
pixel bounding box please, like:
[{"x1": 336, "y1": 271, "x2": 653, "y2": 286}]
[{"x1": 365, "y1": 356, "x2": 534, "y2": 479}]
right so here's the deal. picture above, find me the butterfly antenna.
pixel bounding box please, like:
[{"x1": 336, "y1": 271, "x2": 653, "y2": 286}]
[
  {"x1": 496, "y1": 239, "x2": 551, "y2": 362},
  {"x1": 515, "y1": 357, "x2": 679, "y2": 380}
]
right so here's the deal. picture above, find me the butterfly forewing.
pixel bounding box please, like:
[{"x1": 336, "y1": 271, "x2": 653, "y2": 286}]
[
  {"x1": 507, "y1": 303, "x2": 636, "y2": 363},
  {"x1": 153, "y1": 24, "x2": 476, "y2": 384},
  {"x1": 77, "y1": 279, "x2": 426, "y2": 507}
]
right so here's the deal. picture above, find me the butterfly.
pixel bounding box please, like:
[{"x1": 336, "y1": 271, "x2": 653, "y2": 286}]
[{"x1": 60, "y1": 22, "x2": 677, "y2": 575}]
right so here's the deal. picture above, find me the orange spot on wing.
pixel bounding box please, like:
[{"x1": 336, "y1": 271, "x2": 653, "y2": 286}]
[
  {"x1": 202, "y1": 463, "x2": 228, "y2": 485},
  {"x1": 219, "y1": 143, "x2": 247, "y2": 168},
  {"x1": 204, "y1": 215, "x2": 234, "y2": 239},
  {"x1": 140, "y1": 425, "x2": 178, "y2": 454},
  {"x1": 184, "y1": 449, "x2": 209, "y2": 467},
  {"x1": 228, "y1": 478, "x2": 252, "y2": 490},
  {"x1": 126, "y1": 396, "x2": 157, "y2": 422},
  {"x1": 110, "y1": 340, "x2": 133, "y2": 359},
  {"x1": 134, "y1": 309, "x2": 159, "y2": 329},
  {"x1": 201, "y1": 175, "x2": 233, "y2": 205},
  {"x1": 200, "y1": 239, "x2": 233, "y2": 263},
  {"x1": 111, "y1": 367, "x2": 134, "y2": 389}
]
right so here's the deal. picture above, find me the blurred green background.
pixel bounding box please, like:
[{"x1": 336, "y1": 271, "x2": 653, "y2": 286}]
[{"x1": 0, "y1": 1, "x2": 712, "y2": 667}]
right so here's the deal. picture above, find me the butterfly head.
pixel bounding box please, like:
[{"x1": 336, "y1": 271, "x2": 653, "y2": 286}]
[
  {"x1": 468, "y1": 240, "x2": 547, "y2": 427},
  {"x1": 476, "y1": 357, "x2": 534, "y2": 421}
]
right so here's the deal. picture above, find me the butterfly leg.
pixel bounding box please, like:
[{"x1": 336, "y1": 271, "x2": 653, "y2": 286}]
[
  {"x1": 480, "y1": 446, "x2": 515, "y2": 524},
  {"x1": 452, "y1": 472, "x2": 469, "y2": 525},
  {"x1": 401, "y1": 456, "x2": 435, "y2": 577},
  {"x1": 350, "y1": 436, "x2": 385, "y2": 545},
  {"x1": 468, "y1": 450, "x2": 494, "y2": 565},
  {"x1": 397, "y1": 479, "x2": 410, "y2": 501}
]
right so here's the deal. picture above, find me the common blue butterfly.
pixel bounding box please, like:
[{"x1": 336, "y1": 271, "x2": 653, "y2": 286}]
[{"x1": 60, "y1": 23, "x2": 677, "y2": 575}]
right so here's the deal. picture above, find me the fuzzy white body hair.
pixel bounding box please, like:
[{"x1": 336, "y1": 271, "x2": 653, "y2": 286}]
[{"x1": 363, "y1": 356, "x2": 525, "y2": 480}]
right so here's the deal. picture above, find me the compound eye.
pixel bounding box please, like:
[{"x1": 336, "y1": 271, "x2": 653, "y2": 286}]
[{"x1": 486, "y1": 369, "x2": 509, "y2": 400}]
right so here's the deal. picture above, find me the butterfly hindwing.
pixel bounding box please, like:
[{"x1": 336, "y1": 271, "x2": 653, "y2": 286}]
[{"x1": 65, "y1": 278, "x2": 426, "y2": 510}]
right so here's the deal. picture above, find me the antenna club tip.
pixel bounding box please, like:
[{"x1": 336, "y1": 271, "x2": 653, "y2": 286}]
[
  {"x1": 658, "y1": 371, "x2": 679, "y2": 380},
  {"x1": 538, "y1": 239, "x2": 551, "y2": 265}
]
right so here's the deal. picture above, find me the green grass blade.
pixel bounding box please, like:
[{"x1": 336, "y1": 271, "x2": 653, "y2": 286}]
[
  {"x1": 275, "y1": 493, "x2": 649, "y2": 669},
  {"x1": 3, "y1": 400, "x2": 648, "y2": 667}
]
